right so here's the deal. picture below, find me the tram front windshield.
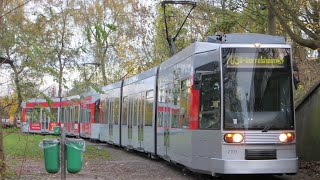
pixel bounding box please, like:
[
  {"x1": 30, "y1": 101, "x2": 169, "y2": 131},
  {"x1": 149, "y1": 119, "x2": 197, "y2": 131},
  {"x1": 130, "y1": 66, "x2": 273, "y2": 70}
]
[{"x1": 223, "y1": 47, "x2": 294, "y2": 131}]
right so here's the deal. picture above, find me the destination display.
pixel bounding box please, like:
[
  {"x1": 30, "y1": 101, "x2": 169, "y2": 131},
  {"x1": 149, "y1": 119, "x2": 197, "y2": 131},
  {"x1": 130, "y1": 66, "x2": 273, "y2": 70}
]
[{"x1": 223, "y1": 48, "x2": 290, "y2": 68}]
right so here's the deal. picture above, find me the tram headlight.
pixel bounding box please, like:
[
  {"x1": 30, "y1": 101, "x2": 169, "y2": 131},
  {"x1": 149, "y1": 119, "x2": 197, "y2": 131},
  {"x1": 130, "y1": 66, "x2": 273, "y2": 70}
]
[
  {"x1": 224, "y1": 133, "x2": 244, "y2": 143},
  {"x1": 279, "y1": 132, "x2": 294, "y2": 143}
]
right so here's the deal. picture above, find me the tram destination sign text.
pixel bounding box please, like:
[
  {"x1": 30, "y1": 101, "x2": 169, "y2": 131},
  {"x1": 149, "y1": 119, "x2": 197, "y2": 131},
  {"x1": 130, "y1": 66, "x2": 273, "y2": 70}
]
[{"x1": 227, "y1": 57, "x2": 285, "y2": 68}]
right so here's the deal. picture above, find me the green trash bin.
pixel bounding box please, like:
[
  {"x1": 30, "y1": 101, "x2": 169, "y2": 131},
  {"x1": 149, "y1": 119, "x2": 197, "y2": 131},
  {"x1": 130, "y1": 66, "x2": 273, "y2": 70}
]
[
  {"x1": 53, "y1": 126, "x2": 60, "y2": 135},
  {"x1": 66, "y1": 138, "x2": 85, "y2": 174},
  {"x1": 40, "y1": 139, "x2": 60, "y2": 174}
]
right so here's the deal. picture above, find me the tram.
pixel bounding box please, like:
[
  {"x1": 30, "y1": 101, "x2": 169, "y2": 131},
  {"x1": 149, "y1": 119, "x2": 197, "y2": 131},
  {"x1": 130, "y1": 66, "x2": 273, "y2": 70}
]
[
  {"x1": 155, "y1": 33, "x2": 297, "y2": 175},
  {"x1": 79, "y1": 91, "x2": 100, "y2": 139},
  {"x1": 63, "y1": 95, "x2": 81, "y2": 137},
  {"x1": 21, "y1": 98, "x2": 61, "y2": 134},
  {"x1": 21, "y1": 33, "x2": 298, "y2": 176}
]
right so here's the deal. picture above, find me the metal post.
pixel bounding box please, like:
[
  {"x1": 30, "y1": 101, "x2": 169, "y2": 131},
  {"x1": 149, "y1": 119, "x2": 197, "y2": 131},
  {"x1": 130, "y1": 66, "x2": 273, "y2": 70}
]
[
  {"x1": 59, "y1": 96, "x2": 66, "y2": 180},
  {"x1": 61, "y1": 124, "x2": 66, "y2": 180}
]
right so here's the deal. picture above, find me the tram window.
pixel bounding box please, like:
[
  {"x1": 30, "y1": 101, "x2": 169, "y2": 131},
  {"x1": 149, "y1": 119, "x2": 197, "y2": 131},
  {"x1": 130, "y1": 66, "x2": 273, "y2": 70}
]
[
  {"x1": 61, "y1": 108, "x2": 65, "y2": 122},
  {"x1": 180, "y1": 79, "x2": 190, "y2": 128},
  {"x1": 171, "y1": 114, "x2": 179, "y2": 128},
  {"x1": 145, "y1": 90, "x2": 153, "y2": 126},
  {"x1": 114, "y1": 98, "x2": 119, "y2": 125},
  {"x1": 141, "y1": 94, "x2": 145, "y2": 125},
  {"x1": 70, "y1": 108, "x2": 75, "y2": 123},
  {"x1": 50, "y1": 108, "x2": 58, "y2": 122},
  {"x1": 134, "y1": 96, "x2": 139, "y2": 126},
  {"x1": 26, "y1": 109, "x2": 33, "y2": 122},
  {"x1": 65, "y1": 108, "x2": 69, "y2": 123},
  {"x1": 35, "y1": 108, "x2": 40, "y2": 122},
  {"x1": 122, "y1": 97, "x2": 128, "y2": 125},
  {"x1": 109, "y1": 100, "x2": 114, "y2": 125},
  {"x1": 94, "y1": 100, "x2": 100, "y2": 123},
  {"x1": 157, "y1": 112, "x2": 163, "y2": 127},
  {"x1": 75, "y1": 106, "x2": 79, "y2": 123},
  {"x1": 199, "y1": 73, "x2": 221, "y2": 129},
  {"x1": 105, "y1": 99, "x2": 109, "y2": 124},
  {"x1": 87, "y1": 110, "x2": 91, "y2": 123}
]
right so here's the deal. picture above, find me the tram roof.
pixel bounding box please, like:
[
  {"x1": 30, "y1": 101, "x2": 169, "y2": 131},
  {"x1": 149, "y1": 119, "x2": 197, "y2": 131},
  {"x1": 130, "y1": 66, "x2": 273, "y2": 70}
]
[
  {"x1": 159, "y1": 42, "x2": 219, "y2": 71},
  {"x1": 101, "y1": 80, "x2": 122, "y2": 92},
  {"x1": 207, "y1": 33, "x2": 286, "y2": 44},
  {"x1": 123, "y1": 66, "x2": 158, "y2": 86}
]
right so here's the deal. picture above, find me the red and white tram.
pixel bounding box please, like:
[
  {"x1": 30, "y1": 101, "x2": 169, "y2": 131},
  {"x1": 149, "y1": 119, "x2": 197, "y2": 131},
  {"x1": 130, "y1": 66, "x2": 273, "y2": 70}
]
[{"x1": 21, "y1": 98, "x2": 61, "y2": 134}]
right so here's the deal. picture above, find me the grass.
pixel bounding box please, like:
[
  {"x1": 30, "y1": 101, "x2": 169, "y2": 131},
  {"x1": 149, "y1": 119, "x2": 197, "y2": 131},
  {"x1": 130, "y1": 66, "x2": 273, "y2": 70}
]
[
  {"x1": 3, "y1": 128, "x2": 111, "y2": 161},
  {"x1": 84, "y1": 144, "x2": 111, "y2": 161},
  {"x1": 3, "y1": 128, "x2": 56, "y2": 159}
]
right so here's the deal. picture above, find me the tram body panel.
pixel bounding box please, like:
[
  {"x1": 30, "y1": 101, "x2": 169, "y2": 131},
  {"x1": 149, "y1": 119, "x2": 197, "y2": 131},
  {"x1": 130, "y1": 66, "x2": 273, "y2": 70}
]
[
  {"x1": 122, "y1": 67, "x2": 157, "y2": 153},
  {"x1": 90, "y1": 123, "x2": 101, "y2": 140},
  {"x1": 101, "y1": 81, "x2": 122, "y2": 145},
  {"x1": 157, "y1": 43, "x2": 219, "y2": 162},
  {"x1": 80, "y1": 92, "x2": 99, "y2": 139},
  {"x1": 22, "y1": 98, "x2": 62, "y2": 134}
]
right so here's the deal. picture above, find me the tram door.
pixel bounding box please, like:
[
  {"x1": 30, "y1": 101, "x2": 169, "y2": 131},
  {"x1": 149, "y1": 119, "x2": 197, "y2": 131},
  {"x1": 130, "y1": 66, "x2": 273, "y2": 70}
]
[
  {"x1": 133, "y1": 94, "x2": 144, "y2": 149},
  {"x1": 138, "y1": 93, "x2": 144, "y2": 149},
  {"x1": 41, "y1": 108, "x2": 49, "y2": 133},
  {"x1": 128, "y1": 96, "x2": 133, "y2": 145},
  {"x1": 108, "y1": 100, "x2": 114, "y2": 141},
  {"x1": 163, "y1": 84, "x2": 171, "y2": 157}
]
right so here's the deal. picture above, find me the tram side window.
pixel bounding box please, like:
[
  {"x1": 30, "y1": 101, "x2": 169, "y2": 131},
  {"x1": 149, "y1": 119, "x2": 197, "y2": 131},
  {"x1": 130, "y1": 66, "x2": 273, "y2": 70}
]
[
  {"x1": 26, "y1": 109, "x2": 33, "y2": 122},
  {"x1": 145, "y1": 90, "x2": 153, "y2": 126},
  {"x1": 192, "y1": 61, "x2": 221, "y2": 130},
  {"x1": 87, "y1": 109, "x2": 91, "y2": 123},
  {"x1": 105, "y1": 99, "x2": 109, "y2": 124},
  {"x1": 141, "y1": 93, "x2": 145, "y2": 126},
  {"x1": 122, "y1": 96, "x2": 128, "y2": 125},
  {"x1": 114, "y1": 98, "x2": 119, "y2": 125},
  {"x1": 50, "y1": 108, "x2": 58, "y2": 122},
  {"x1": 109, "y1": 100, "x2": 114, "y2": 125},
  {"x1": 94, "y1": 100, "x2": 100, "y2": 123},
  {"x1": 61, "y1": 107, "x2": 65, "y2": 123},
  {"x1": 64, "y1": 107, "x2": 70, "y2": 124},
  {"x1": 180, "y1": 79, "x2": 190, "y2": 128},
  {"x1": 196, "y1": 62, "x2": 221, "y2": 129},
  {"x1": 75, "y1": 106, "x2": 79, "y2": 123},
  {"x1": 134, "y1": 96, "x2": 139, "y2": 126}
]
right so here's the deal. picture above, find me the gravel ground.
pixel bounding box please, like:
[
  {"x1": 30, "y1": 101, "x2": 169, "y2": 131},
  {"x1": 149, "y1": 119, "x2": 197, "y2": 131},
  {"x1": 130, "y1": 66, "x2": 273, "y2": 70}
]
[{"x1": 9, "y1": 142, "x2": 320, "y2": 180}]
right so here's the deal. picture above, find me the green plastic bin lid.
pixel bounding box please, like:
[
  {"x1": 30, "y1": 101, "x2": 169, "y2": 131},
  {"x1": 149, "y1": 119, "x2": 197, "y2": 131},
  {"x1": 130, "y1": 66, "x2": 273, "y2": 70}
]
[
  {"x1": 43, "y1": 139, "x2": 60, "y2": 143},
  {"x1": 39, "y1": 139, "x2": 60, "y2": 149},
  {"x1": 66, "y1": 138, "x2": 84, "y2": 143}
]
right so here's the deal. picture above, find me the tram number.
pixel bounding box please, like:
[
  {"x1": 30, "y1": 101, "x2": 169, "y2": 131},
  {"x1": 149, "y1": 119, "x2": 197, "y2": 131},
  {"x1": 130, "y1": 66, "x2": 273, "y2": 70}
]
[{"x1": 227, "y1": 150, "x2": 238, "y2": 154}]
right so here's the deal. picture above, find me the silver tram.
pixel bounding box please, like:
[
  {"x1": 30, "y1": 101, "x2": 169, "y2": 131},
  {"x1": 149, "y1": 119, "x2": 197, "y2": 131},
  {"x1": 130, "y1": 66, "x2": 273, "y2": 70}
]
[
  {"x1": 155, "y1": 33, "x2": 297, "y2": 175},
  {"x1": 114, "y1": 33, "x2": 297, "y2": 175}
]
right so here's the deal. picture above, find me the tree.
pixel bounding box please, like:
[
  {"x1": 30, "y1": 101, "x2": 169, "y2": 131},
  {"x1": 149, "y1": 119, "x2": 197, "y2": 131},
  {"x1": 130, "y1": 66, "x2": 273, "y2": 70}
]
[
  {"x1": 0, "y1": 0, "x2": 46, "y2": 127},
  {"x1": 77, "y1": 0, "x2": 154, "y2": 85},
  {"x1": 29, "y1": 0, "x2": 81, "y2": 99},
  {"x1": 267, "y1": 0, "x2": 320, "y2": 50}
]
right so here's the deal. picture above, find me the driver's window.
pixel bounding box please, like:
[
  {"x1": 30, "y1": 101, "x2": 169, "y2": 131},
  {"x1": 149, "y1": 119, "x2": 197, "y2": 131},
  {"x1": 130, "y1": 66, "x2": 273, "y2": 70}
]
[{"x1": 196, "y1": 61, "x2": 221, "y2": 129}]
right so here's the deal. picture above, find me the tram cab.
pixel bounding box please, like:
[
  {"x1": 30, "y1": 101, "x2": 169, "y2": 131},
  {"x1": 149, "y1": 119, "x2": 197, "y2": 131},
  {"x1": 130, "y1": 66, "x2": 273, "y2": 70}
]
[{"x1": 157, "y1": 33, "x2": 297, "y2": 176}]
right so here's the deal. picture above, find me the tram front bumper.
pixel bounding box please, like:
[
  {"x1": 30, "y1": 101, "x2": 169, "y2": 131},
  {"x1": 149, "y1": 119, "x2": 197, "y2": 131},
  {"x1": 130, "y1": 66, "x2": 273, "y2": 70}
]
[{"x1": 211, "y1": 157, "x2": 298, "y2": 175}]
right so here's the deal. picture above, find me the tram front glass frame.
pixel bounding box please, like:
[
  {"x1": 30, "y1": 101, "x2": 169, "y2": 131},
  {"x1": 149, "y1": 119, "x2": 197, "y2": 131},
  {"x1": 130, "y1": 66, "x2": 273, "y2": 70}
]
[{"x1": 222, "y1": 47, "x2": 294, "y2": 131}]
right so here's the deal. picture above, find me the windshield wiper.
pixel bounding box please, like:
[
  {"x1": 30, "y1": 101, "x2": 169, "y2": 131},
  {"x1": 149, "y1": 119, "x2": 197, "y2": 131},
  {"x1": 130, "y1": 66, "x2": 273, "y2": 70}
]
[{"x1": 261, "y1": 113, "x2": 282, "y2": 132}]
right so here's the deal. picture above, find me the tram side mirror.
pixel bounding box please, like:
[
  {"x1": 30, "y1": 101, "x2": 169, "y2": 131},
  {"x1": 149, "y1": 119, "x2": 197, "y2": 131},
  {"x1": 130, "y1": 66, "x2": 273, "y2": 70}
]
[{"x1": 293, "y1": 62, "x2": 300, "y2": 90}]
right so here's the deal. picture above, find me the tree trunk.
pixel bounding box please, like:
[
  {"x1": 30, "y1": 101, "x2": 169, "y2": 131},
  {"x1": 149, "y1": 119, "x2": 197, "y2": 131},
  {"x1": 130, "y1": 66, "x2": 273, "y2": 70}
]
[
  {"x1": 101, "y1": 49, "x2": 108, "y2": 85},
  {"x1": 268, "y1": 6, "x2": 276, "y2": 35},
  {"x1": 0, "y1": 0, "x2": 7, "y2": 178},
  {"x1": 0, "y1": 115, "x2": 5, "y2": 179},
  {"x1": 10, "y1": 64, "x2": 22, "y2": 127}
]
